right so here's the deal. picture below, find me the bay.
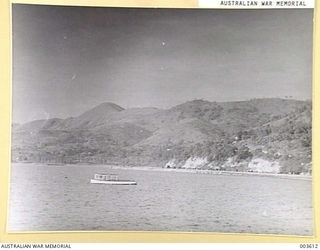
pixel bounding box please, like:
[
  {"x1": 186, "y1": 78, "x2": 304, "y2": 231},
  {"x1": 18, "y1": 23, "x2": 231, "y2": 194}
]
[{"x1": 8, "y1": 163, "x2": 313, "y2": 235}]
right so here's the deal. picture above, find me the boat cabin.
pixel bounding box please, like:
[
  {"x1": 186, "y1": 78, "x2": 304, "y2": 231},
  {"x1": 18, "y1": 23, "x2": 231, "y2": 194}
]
[{"x1": 93, "y1": 173, "x2": 119, "y2": 181}]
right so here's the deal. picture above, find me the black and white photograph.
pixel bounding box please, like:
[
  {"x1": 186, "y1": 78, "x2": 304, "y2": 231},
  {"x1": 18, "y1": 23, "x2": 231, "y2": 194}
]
[{"x1": 9, "y1": 4, "x2": 313, "y2": 235}]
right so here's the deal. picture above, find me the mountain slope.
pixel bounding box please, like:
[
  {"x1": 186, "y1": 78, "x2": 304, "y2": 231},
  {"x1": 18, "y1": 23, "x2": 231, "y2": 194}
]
[{"x1": 12, "y1": 98, "x2": 312, "y2": 174}]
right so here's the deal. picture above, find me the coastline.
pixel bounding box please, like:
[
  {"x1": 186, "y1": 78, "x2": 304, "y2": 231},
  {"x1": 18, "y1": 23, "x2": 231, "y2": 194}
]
[
  {"x1": 12, "y1": 162, "x2": 312, "y2": 181},
  {"x1": 84, "y1": 164, "x2": 312, "y2": 181}
]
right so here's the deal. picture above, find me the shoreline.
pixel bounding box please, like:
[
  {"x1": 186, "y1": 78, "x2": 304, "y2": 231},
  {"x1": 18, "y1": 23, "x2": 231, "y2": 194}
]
[
  {"x1": 12, "y1": 162, "x2": 312, "y2": 181},
  {"x1": 107, "y1": 165, "x2": 312, "y2": 181}
]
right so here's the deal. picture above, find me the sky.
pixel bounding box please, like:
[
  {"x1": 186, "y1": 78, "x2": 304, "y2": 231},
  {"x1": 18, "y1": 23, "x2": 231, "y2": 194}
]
[{"x1": 12, "y1": 4, "x2": 313, "y2": 123}]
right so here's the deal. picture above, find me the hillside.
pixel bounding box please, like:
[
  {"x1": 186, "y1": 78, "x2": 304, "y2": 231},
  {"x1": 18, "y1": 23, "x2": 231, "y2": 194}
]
[{"x1": 12, "y1": 98, "x2": 312, "y2": 174}]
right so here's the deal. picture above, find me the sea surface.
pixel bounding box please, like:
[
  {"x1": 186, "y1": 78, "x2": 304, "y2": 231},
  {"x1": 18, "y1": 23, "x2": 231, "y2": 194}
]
[{"x1": 8, "y1": 163, "x2": 313, "y2": 235}]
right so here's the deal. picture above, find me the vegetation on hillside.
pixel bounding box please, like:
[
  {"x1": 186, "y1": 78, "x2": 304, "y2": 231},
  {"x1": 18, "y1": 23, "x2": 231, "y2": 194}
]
[{"x1": 11, "y1": 98, "x2": 312, "y2": 174}]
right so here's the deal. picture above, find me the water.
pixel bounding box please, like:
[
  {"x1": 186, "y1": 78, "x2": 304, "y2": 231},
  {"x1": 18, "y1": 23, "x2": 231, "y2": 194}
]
[{"x1": 8, "y1": 163, "x2": 313, "y2": 235}]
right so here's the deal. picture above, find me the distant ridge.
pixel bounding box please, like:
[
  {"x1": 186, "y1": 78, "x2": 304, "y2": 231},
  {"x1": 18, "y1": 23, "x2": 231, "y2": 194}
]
[{"x1": 81, "y1": 102, "x2": 124, "y2": 113}]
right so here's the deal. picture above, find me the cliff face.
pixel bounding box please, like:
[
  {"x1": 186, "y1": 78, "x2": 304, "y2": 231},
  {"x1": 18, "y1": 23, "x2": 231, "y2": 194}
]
[{"x1": 12, "y1": 98, "x2": 311, "y2": 174}]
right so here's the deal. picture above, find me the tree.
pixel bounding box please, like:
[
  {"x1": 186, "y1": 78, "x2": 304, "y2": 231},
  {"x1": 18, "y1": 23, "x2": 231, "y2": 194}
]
[{"x1": 236, "y1": 146, "x2": 253, "y2": 160}]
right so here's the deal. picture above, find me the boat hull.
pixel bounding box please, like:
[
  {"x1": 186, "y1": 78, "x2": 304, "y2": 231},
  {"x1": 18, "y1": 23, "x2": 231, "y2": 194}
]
[{"x1": 90, "y1": 179, "x2": 137, "y2": 185}]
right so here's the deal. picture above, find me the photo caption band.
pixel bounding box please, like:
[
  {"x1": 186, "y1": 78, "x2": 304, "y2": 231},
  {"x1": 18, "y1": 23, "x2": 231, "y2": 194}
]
[{"x1": 198, "y1": 0, "x2": 315, "y2": 8}]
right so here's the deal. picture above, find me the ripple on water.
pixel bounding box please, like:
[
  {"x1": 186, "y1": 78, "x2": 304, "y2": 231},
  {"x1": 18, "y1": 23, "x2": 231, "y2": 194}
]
[{"x1": 8, "y1": 163, "x2": 313, "y2": 235}]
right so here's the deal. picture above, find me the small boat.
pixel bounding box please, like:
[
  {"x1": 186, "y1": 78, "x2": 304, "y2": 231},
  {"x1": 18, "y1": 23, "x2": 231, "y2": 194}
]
[{"x1": 90, "y1": 173, "x2": 137, "y2": 185}]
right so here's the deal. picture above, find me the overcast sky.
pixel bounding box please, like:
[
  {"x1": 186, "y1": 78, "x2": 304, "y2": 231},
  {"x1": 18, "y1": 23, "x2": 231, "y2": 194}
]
[{"x1": 12, "y1": 4, "x2": 313, "y2": 123}]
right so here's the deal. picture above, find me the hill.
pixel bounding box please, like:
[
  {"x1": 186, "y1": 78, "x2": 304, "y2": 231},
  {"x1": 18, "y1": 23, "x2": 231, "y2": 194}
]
[{"x1": 12, "y1": 98, "x2": 312, "y2": 174}]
